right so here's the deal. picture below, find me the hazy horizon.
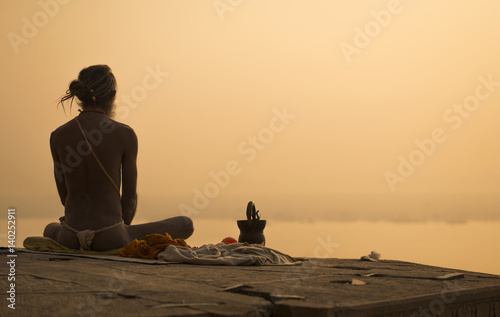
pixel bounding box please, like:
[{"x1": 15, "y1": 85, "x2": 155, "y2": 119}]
[{"x1": 3, "y1": 192, "x2": 499, "y2": 224}]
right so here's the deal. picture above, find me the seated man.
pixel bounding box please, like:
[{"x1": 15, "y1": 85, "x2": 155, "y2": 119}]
[{"x1": 44, "y1": 65, "x2": 193, "y2": 251}]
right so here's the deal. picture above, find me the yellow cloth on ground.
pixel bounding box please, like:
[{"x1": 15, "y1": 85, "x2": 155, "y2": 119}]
[
  {"x1": 23, "y1": 236, "x2": 122, "y2": 255},
  {"x1": 119, "y1": 232, "x2": 190, "y2": 259}
]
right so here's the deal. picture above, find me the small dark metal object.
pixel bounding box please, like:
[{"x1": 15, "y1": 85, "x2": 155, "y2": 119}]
[
  {"x1": 246, "y1": 201, "x2": 261, "y2": 221},
  {"x1": 238, "y1": 201, "x2": 266, "y2": 245}
]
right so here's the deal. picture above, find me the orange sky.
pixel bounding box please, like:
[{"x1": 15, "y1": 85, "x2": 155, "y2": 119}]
[{"x1": 1, "y1": 0, "x2": 499, "y2": 220}]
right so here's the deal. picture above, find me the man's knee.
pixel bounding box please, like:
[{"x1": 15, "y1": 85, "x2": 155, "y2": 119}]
[
  {"x1": 178, "y1": 216, "x2": 194, "y2": 237},
  {"x1": 43, "y1": 222, "x2": 61, "y2": 240}
]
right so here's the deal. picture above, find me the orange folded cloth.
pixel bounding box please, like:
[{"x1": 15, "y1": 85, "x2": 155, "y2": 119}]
[{"x1": 119, "y1": 232, "x2": 190, "y2": 259}]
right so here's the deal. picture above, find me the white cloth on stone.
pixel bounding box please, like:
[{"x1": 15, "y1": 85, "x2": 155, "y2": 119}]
[{"x1": 157, "y1": 243, "x2": 301, "y2": 266}]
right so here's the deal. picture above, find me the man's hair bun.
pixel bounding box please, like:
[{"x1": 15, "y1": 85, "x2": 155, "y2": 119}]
[{"x1": 68, "y1": 80, "x2": 93, "y2": 104}]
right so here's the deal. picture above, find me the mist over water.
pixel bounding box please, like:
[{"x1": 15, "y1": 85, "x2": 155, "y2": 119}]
[{"x1": 2, "y1": 217, "x2": 499, "y2": 276}]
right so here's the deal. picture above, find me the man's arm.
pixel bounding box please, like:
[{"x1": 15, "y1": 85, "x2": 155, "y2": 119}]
[
  {"x1": 50, "y1": 132, "x2": 67, "y2": 206},
  {"x1": 121, "y1": 129, "x2": 138, "y2": 225}
]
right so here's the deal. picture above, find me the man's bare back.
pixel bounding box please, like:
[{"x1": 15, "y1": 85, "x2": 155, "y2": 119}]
[{"x1": 44, "y1": 65, "x2": 193, "y2": 251}]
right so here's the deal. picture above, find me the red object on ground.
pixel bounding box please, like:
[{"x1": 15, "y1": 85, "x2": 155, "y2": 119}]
[{"x1": 222, "y1": 237, "x2": 237, "y2": 244}]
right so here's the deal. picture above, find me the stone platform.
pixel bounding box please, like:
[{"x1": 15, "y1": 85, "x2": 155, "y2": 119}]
[{"x1": 1, "y1": 249, "x2": 499, "y2": 316}]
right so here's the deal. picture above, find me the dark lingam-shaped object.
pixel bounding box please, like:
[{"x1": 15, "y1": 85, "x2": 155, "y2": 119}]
[{"x1": 237, "y1": 201, "x2": 267, "y2": 245}]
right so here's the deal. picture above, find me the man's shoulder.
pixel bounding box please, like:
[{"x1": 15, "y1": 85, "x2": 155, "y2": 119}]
[
  {"x1": 109, "y1": 119, "x2": 136, "y2": 135},
  {"x1": 54, "y1": 119, "x2": 74, "y2": 130},
  {"x1": 51, "y1": 119, "x2": 75, "y2": 138},
  {"x1": 112, "y1": 120, "x2": 134, "y2": 131},
  {"x1": 51, "y1": 116, "x2": 136, "y2": 139},
  {"x1": 105, "y1": 119, "x2": 138, "y2": 143}
]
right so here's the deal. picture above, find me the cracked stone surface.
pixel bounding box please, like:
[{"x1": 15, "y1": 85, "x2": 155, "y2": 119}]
[{"x1": 1, "y1": 249, "x2": 499, "y2": 316}]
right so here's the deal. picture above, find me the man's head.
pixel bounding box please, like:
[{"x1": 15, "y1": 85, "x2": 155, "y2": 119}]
[{"x1": 60, "y1": 65, "x2": 117, "y2": 116}]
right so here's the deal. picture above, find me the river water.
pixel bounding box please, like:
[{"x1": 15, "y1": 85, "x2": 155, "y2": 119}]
[{"x1": 2, "y1": 217, "x2": 499, "y2": 275}]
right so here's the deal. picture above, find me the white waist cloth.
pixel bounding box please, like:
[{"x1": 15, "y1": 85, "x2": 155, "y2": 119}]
[{"x1": 62, "y1": 220, "x2": 123, "y2": 251}]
